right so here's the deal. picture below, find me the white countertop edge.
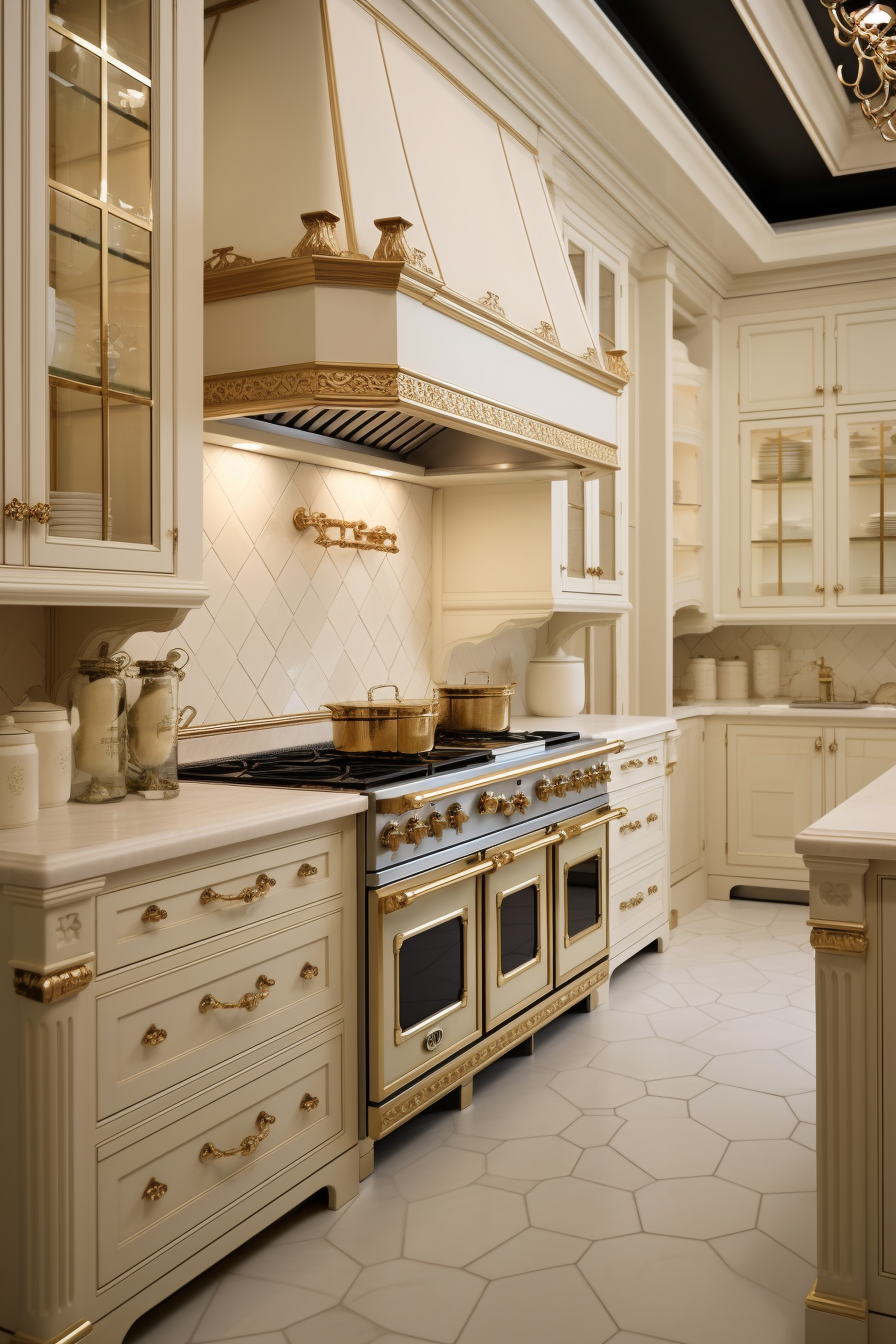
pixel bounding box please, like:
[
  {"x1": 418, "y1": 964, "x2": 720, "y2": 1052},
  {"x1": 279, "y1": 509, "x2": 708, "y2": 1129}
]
[
  {"x1": 673, "y1": 700, "x2": 896, "y2": 722},
  {"x1": 0, "y1": 783, "x2": 367, "y2": 889},
  {"x1": 511, "y1": 714, "x2": 677, "y2": 741},
  {"x1": 797, "y1": 763, "x2": 896, "y2": 860}
]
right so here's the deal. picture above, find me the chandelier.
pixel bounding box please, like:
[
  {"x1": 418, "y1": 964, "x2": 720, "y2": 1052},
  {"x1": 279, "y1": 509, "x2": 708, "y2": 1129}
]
[{"x1": 821, "y1": 2, "x2": 896, "y2": 140}]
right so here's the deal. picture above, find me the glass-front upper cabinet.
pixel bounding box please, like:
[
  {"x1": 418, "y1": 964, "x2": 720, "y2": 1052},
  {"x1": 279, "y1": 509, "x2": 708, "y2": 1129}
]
[
  {"x1": 558, "y1": 471, "x2": 616, "y2": 596},
  {"x1": 38, "y1": 0, "x2": 159, "y2": 567},
  {"x1": 837, "y1": 415, "x2": 896, "y2": 604},
  {"x1": 740, "y1": 418, "x2": 824, "y2": 607}
]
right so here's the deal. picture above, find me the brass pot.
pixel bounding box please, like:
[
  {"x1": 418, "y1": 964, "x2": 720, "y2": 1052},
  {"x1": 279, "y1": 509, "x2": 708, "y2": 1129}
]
[
  {"x1": 325, "y1": 684, "x2": 439, "y2": 754},
  {"x1": 436, "y1": 673, "x2": 517, "y2": 734}
]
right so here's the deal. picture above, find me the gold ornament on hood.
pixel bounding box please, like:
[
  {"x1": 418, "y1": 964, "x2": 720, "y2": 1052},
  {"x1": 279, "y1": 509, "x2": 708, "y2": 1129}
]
[
  {"x1": 292, "y1": 210, "x2": 341, "y2": 257},
  {"x1": 204, "y1": 246, "x2": 254, "y2": 271}
]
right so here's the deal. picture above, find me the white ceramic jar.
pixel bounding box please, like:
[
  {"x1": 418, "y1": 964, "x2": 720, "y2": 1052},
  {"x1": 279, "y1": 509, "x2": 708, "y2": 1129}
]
[
  {"x1": 753, "y1": 645, "x2": 782, "y2": 698},
  {"x1": 526, "y1": 653, "x2": 585, "y2": 718},
  {"x1": 0, "y1": 716, "x2": 39, "y2": 828},
  {"x1": 717, "y1": 657, "x2": 749, "y2": 701},
  {"x1": 686, "y1": 656, "x2": 717, "y2": 702},
  {"x1": 11, "y1": 697, "x2": 72, "y2": 807}
]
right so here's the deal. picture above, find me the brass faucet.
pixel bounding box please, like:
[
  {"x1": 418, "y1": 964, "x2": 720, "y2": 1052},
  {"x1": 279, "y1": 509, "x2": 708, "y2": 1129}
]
[{"x1": 816, "y1": 657, "x2": 834, "y2": 703}]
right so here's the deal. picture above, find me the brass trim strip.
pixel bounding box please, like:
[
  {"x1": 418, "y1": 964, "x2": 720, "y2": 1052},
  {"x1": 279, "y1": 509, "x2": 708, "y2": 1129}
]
[
  {"x1": 319, "y1": 0, "x2": 358, "y2": 254},
  {"x1": 805, "y1": 1280, "x2": 867, "y2": 1321},
  {"x1": 179, "y1": 709, "x2": 331, "y2": 738},
  {"x1": 11, "y1": 1319, "x2": 93, "y2": 1344},
  {"x1": 807, "y1": 918, "x2": 867, "y2": 932},
  {"x1": 13, "y1": 964, "x2": 94, "y2": 1003}
]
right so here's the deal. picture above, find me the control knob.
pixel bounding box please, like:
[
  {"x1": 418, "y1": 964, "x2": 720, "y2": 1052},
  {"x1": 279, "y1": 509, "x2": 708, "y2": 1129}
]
[
  {"x1": 535, "y1": 778, "x2": 552, "y2": 802},
  {"x1": 405, "y1": 816, "x2": 427, "y2": 848},
  {"x1": 568, "y1": 770, "x2": 584, "y2": 794},
  {"x1": 511, "y1": 791, "x2": 531, "y2": 814},
  {"x1": 478, "y1": 792, "x2": 500, "y2": 815},
  {"x1": 497, "y1": 795, "x2": 516, "y2": 817},
  {"x1": 552, "y1": 775, "x2": 570, "y2": 798},
  {"x1": 446, "y1": 802, "x2": 469, "y2": 834},
  {"x1": 381, "y1": 823, "x2": 402, "y2": 852},
  {"x1": 428, "y1": 811, "x2": 447, "y2": 839}
]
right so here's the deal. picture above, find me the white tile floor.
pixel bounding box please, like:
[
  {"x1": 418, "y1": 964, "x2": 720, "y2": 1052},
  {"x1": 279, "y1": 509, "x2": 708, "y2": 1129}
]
[{"x1": 123, "y1": 900, "x2": 816, "y2": 1344}]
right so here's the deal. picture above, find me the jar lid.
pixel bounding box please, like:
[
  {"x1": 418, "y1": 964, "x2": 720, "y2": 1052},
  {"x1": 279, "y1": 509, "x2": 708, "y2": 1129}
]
[
  {"x1": 688, "y1": 655, "x2": 716, "y2": 663},
  {"x1": 528, "y1": 654, "x2": 584, "y2": 665},
  {"x1": 129, "y1": 647, "x2": 189, "y2": 679},
  {"x1": 78, "y1": 639, "x2": 130, "y2": 676},
  {"x1": 12, "y1": 696, "x2": 68, "y2": 721},
  {"x1": 718, "y1": 657, "x2": 745, "y2": 666},
  {"x1": 0, "y1": 714, "x2": 35, "y2": 744}
]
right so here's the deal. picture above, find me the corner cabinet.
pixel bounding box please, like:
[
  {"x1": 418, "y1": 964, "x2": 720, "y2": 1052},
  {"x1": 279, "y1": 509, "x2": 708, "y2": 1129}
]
[{"x1": 0, "y1": 2, "x2": 205, "y2": 608}]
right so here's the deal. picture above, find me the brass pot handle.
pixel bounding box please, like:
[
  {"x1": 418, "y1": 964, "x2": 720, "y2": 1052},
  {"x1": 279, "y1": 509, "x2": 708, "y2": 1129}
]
[
  {"x1": 199, "y1": 1111, "x2": 275, "y2": 1161},
  {"x1": 199, "y1": 974, "x2": 275, "y2": 1013},
  {"x1": 367, "y1": 683, "x2": 400, "y2": 701},
  {"x1": 200, "y1": 873, "x2": 276, "y2": 905}
]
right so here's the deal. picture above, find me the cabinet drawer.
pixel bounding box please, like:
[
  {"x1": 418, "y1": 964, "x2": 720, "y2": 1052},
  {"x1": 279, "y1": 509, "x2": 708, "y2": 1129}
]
[
  {"x1": 96, "y1": 909, "x2": 343, "y2": 1119},
  {"x1": 612, "y1": 863, "x2": 665, "y2": 941},
  {"x1": 611, "y1": 742, "x2": 664, "y2": 788},
  {"x1": 98, "y1": 830, "x2": 342, "y2": 971},
  {"x1": 609, "y1": 783, "x2": 665, "y2": 874},
  {"x1": 97, "y1": 1028, "x2": 345, "y2": 1285}
]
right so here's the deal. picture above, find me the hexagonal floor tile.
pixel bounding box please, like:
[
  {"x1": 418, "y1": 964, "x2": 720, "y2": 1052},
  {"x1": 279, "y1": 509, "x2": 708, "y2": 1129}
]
[
  {"x1": 758, "y1": 1192, "x2": 817, "y2": 1264},
  {"x1": 393, "y1": 1146, "x2": 485, "y2": 1200},
  {"x1": 327, "y1": 1188, "x2": 407, "y2": 1266},
  {"x1": 344, "y1": 1261, "x2": 485, "y2": 1344},
  {"x1": 193, "y1": 1276, "x2": 337, "y2": 1341},
  {"x1": 466, "y1": 1228, "x2": 589, "y2": 1280},
  {"x1": 647, "y1": 1076, "x2": 715, "y2": 1100},
  {"x1": 560, "y1": 1115, "x2": 623, "y2": 1147},
  {"x1": 716, "y1": 1140, "x2": 816, "y2": 1193},
  {"x1": 616, "y1": 1096, "x2": 689, "y2": 1119},
  {"x1": 686, "y1": 1016, "x2": 812, "y2": 1056},
  {"x1": 710, "y1": 1228, "x2": 816, "y2": 1304},
  {"x1": 528, "y1": 1176, "x2": 640, "y2": 1240},
  {"x1": 636, "y1": 1176, "x2": 759, "y2": 1238},
  {"x1": 486, "y1": 1136, "x2": 580, "y2": 1181},
  {"x1": 647, "y1": 1007, "x2": 719, "y2": 1041},
  {"x1": 229, "y1": 1238, "x2": 359, "y2": 1297},
  {"x1": 453, "y1": 1079, "x2": 580, "y2": 1138},
  {"x1": 578, "y1": 1009, "x2": 656, "y2": 1040},
  {"x1": 285, "y1": 1307, "x2": 383, "y2": 1344},
  {"x1": 456, "y1": 1265, "x2": 616, "y2": 1344},
  {"x1": 690, "y1": 1084, "x2": 798, "y2": 1140},
  {"x1": 611, "y1": 1118, "x2": 728, "y2": 1178},
  {"x1": 594, "y1": 1038, "x2": 711, "y2": 1080},
  {"x1": 404, "y1": 1184, "x2": 527, "y2": 1267},
  {"x1": 549, "y1": 1067, "x2": 645, "y2": 1109},
  {"x1": 573, "y1": 1146, "x2": 653, "y2": 1191},
  {"x1": 700, "y1": 1050, "x2": 815, "y2": 1096}
]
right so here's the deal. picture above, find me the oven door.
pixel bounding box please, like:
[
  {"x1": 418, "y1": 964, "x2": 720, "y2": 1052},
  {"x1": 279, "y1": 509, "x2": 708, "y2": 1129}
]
[
  {"x1": 554, "y1": 807, "x2": 622, "y2": 985},
  {"x1": 483, "y1": 833, "x2": 554, "y2": 1030},
  {"x1": 369, "y1": 857, "x2": 481, "y2": 1102}
]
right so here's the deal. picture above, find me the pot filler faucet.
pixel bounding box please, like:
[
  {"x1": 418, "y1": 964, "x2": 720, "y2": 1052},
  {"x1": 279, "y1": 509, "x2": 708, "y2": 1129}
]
[{"x1": 816, "y1": 657, "x2": 835, "y2": 703}]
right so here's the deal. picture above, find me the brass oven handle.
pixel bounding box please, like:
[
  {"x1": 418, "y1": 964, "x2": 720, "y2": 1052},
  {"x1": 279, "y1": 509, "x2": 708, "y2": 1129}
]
[
  {"x1": 377, "y1": 740, "x2": 626, "y2": 813},
  {"x1": 142, "y1": 1178, "x2": 168, "y2": 1201},
  {"x1": 142, "y1": 1024, "x2": 167, "y2": 1047},
  {"x1": 200, "y1": 873, "x2": 276, "y2": 905},
  {"x1": 199, "y1": 1111, "x2": 275, "y2": 1161},
  {"x1": 620, "y1": 892, "x2": 645, "y2": 911},
  {"x1": 561, "y1": 806, "x2": 628, "y2": 839},
  {"x1": 297, "y1": 863, "x2": 318, "y2": 878},
  {"x1": 300, "y1": 961, "x2": 318, "y2": 980},
  {"x1": 141, "y1": 904, "x2": 168, "y2": 923},
  {"x1": 199, "y1": 974, "x2": 275, "y2": 1013}
]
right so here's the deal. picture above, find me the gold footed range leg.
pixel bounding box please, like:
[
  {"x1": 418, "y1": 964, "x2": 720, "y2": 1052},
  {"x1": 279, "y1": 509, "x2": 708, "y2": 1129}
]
[{"x1": 12, "y1": 1320, "x2": 92, "y2": 1344}]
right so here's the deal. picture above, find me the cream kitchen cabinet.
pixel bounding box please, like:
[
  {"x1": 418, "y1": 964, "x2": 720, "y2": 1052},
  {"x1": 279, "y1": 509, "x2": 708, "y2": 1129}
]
[
  {"x1": 726, "y1": 723, "x2": 824, "y2": 872},
  {"x1": 0, "y1": 2, "x2": 204, "y2": 608},
  {"x1": 0, "y1": 788, "x2": 363, "y2": 1344},
  {"x1": 737, "y1": 315, "x2": 825, "y2": 414}
]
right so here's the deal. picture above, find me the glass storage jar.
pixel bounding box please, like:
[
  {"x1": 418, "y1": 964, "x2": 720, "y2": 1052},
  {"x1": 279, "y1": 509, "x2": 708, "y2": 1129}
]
[
  {"x1": 126, "y1": 648, "x2": 195, "y2": 796},
  {"x1": 70, "y1": 643, "x2": 129, "y2": 803}
]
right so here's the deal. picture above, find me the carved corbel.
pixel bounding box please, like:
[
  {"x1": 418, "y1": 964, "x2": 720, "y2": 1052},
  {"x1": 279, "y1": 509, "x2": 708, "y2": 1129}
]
[
  {"x1": 372, "y1": 216, "x2": 433, "y2": 272},
  {"x1": 292, "y1": 210, "x2": 341, "y2": 258}
]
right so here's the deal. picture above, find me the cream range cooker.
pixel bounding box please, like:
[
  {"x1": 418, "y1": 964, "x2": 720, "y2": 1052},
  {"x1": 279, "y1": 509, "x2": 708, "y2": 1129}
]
[{"x1": 181, "y1": 731, "x2": 627, "y2": 1147}]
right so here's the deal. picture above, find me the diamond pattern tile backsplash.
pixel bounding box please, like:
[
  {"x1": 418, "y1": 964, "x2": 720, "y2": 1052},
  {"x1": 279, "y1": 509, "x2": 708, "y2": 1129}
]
[{"x1": 0, "y1": 607, "x2": 46, "y2": 715}]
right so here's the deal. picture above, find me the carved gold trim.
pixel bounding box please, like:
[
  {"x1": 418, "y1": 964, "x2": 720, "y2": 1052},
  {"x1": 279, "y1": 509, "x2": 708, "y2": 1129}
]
[
  {"x1": 605, "y1": 350, "x2": 633, "y2": 381},
  {"x1": 204, "y1": 253, "x2": 414, "y2": 302},
  {"x1": 370, "y1": 962, "x2": 609, "y2": 1137},
  {"x1": 12, "y1": 1320, "x2": 93, "y2": 1344},
  {"x1": 805, "y1": 1280, "x2": 867, "y2": 1321},
  {"x1": 13, "y1": 964, "x2": 94, "y2": 1003},
  {"x1": 292, "y1": 210, "x2": 341, "y2": 258},
  {"x1": 479, "y1": 291, "x2": 505, "y2": 315},
  {"x1": 809, "y1": 925, "x2": 868, "y2": 957},
  {"x1": 204, "y1": 246, "x2": 253, "y2": 271},
  {"x1": 532, "y1": 320, "x2": 560, "y2": 347},
  {"x1": 294, "y1": 506, "x2": 399, "y2": 553},
  {"x1": 373, "y1": 216, "x2": 415, "y2": 263}
]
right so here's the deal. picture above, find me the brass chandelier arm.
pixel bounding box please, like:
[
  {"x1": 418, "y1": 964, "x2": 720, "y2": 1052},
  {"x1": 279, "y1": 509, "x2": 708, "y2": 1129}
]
[{"x1": 820, "y1": 0, "x2": 896, "y2": 140}]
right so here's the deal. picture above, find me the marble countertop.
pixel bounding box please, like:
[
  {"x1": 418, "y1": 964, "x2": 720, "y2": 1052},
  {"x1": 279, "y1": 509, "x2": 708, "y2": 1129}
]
[
  {"x1": 797, "y1": 764, "x2": 896, "y2": 860},
  {"x1": 672, "y1": 700, "x2": 896, "y2": 722},
  {"x1": 511, "y1": 713, "x2": 678, "y2": 741},
  {"x1": 0, "y1": 783, "x2": 367, "y2": 888}
]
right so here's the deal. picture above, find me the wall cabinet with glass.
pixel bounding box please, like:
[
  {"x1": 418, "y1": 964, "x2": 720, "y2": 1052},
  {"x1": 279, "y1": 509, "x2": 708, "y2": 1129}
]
[
  {"x1": 0, "y1": 1, "x2": 203, "y2": 605},
  {"x1": 558, "y1": 470, "x2": 619, "y2": 596},
  {"x1": 837, "y1": 414, "x2": 896, "y2": 605},
  {"x1": 740, "y1": 418, "x2": 824, "y2": 608},
  {"x1": 672, "y1": 340, "x2": 707, "y2": 616}
]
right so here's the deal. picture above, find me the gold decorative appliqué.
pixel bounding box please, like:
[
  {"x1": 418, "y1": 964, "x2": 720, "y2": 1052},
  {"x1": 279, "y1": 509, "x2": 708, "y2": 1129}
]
[{"x1": 204, "y1": 246, "x2": 254, "y2": 271}]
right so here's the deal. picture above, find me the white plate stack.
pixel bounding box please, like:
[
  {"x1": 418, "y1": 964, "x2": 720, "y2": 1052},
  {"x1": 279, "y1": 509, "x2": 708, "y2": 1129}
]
[
  {"x1": 860, "y1": 576, "x2": 896, "y2": 593},
  {"x1": 52, "y1": 296, "x2": 76, "y2": 370},
  {"x1": 755, "y1": 440, "x2": 810, "y2": 481},
  {"x1": 757, "y1": 518, "x2": 811, "y2": 540},
  {"x1": 49, "y1": 491, "x2": 103, "y2": 540},
  {"x1": 866, "y1": 513, "x2": 896, "y2": 536}
]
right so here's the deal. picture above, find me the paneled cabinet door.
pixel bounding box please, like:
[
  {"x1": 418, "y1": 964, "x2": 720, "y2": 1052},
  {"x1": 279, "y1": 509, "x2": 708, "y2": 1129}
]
[
  {"x1": 835, "y1": 412, "x2": 896, "y2": 606},
  {"x1": 740, "y1": 417, "x2": 825, "y2": 608},
  {"x1": 726, "y1": 725, "x2": 824, "y2": 870},
  {"x1": 832, "y1": 727, "x2": 896, "y2": 808},
  {"x1": 835, "y1": 309, "x2": 896, "y2": 406},
  {"x1": 738, "y1": 317, "x2": 825, "y2": 413}
]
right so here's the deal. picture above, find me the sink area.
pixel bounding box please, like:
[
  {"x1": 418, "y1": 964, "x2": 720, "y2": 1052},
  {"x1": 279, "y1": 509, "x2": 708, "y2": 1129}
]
[{"x1": 789, "y1": 700, "x2": 874, "y2": 710}]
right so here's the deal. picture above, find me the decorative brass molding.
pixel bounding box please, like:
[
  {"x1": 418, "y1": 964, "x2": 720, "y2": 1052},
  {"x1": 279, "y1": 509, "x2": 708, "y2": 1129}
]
[
  {"x1": 372, "y1": 215, "x2": 415, "y2": 263},
  {"x1": 11, "y1": 1317, "x2": 93, "y2": 1344},
  {"x1": 805, "y1": 1279, "x2": 867, "y2": 1321},
  {"x1": 410, "y1": 248, "x2": 433, "y2": 275},
  {"x1": 292, "y1": 210, "x2": 341, "y2": 258},
  {"x1": 605, "y1": 349, "x2": 633, "y2": 381},
  {"x1": 204, "y1": 246, "x2": 253, "y2": 271},
  {"x1": 372, "y1": 962, "x2": 609, "y2": 1136},
  {"x1": 13, "y1": 963, "x2": 93, "y2": 1003},
  {"x1": 582, "y1": 347, "x2": 602, "y2": 367},
  {"x1": 204, "y1": 253, "x2": 413, "y2": 302},
  {"x1": 294, "y1": 506, "x2": 399, "y2": 554},
  {"x1": 479, "y1": 291, "x2": 505, "y2": 315},
  {"x1": 533, "y1": 320, "x2": 560, "y2": 346},
  {"x1": 809, "y1": 923, "x2": 868, "y2": 956}
]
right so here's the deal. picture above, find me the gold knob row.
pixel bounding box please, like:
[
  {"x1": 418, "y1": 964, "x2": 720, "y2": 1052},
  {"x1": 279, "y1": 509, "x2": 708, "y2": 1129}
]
[
  {"x1": 381, "y1": 805, "x2": 469, "y2": 850},
  {"x1": 478, "y1": 791, "x2": 530, "y2": 817},
  {"x1": 535, "y1": 765, "x2": 609, "y2": 802},
  {"x1": 4, "y1": 498, "x2": 52, "y2": 524}
]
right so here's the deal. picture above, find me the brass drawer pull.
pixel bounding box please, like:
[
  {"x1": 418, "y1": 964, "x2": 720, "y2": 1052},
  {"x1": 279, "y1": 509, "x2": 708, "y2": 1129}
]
[
  {"x1": 141, "y1": 904, "x2": 167, "y2": 923},
  {"x1": 646, "y1": 812, "x2": 659, "y2": 823},
  {"x1": 620, "y1": 758, "x2": 643, "y2": 771},
  {"x1": 142, "y1": 1177, "x2": 168, "y2": 1201},
  {"x1": 300, "y1": 962, "x2": 319, "y2": 980},
  {"x1": 647, "y1": 755, "x2": 659, "y2": 765},
  {"x1": 199, "y1": 974, "x2": 275, "y2": 1014},
  {"x1": 648, "y1": 884, "x2": 659, "y2": 895},
  {"x1": 300, "y1": 1093, "x2": 320, "y2": 1112},
  {"x1": 620, "y1": 892, "x2": 645, "y2": 911},
  {"x1": 200, "y1": 873, "x2": 276, "y2": 905},
  {"x1": 619, "y1": 820, "x2": 642, "y2": 834},
  {"x1": 4, "y1": 498, "x2": 52, "y2": 523},
  {"x1": 199, "y1": 1110, "x2": 275, "y2": 1161},
  {"x1": 297, "y1": 863, "x2": 318, "y2": 878},
  {"x1": 142, "y1": 1024, "x2": 167, "y2": 1047}
]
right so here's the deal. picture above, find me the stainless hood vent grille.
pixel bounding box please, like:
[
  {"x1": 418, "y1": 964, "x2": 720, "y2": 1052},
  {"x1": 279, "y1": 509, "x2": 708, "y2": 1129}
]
[{"x1": 255, "y1": 408, "x2": 442, "y2": 455}]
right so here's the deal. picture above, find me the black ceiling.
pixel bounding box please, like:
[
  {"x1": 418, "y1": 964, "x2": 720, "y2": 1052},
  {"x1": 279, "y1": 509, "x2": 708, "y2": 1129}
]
[{"x1": 591, "y1": 0, "x2": 896, "y2": 225}]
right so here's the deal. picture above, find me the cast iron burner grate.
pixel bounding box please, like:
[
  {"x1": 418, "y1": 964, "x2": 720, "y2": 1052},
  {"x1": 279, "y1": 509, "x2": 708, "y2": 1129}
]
[{"x1": 178, "y1": 743, "x2": 496, "y2": 791}]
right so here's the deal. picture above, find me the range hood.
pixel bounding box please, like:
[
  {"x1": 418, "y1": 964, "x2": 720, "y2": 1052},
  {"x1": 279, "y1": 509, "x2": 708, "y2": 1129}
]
[{"x1": 202, "y1": 0, "x2": 630, "y2": 477}]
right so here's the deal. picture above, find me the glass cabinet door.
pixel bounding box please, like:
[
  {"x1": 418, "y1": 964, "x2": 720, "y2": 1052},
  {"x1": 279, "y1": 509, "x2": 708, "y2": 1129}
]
[
  {"x1": 741, "y1": 418, "x2": 824, "y2": 606},
  {"x1": 559, "y1": 472, "x2": 619, "y2": 595},
  {"x1": 837, "y1": 415, "x2": 896, "y2": 603}
]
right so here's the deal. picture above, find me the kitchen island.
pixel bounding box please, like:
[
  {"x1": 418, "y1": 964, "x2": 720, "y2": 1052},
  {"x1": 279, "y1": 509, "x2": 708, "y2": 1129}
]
[{"x1": 797, "y1": 765, "x2": 896, "y2": 1342}]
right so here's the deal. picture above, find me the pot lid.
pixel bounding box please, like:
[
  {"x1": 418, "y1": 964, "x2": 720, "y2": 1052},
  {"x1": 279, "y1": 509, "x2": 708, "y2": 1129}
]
[
  {"x1": 438, "y1": 680, "x2": 517, "y2": 697},
  {"x1": 0, "y1": 714, "x2": 35, "y2": 744},
  {"x1": 12, "y1": 696, "x2": 68, "y2": 721},
  {"x1": 324, "y1": 684, "x2": 437, "y2": 716}
]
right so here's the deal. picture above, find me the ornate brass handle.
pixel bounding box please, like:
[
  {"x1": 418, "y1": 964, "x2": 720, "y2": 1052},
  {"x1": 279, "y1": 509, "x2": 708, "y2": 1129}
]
[
  {"x1": 619, "y1": 820, "x2": 642, "y2": 834},
  {"x1": 815, "y1": 737, "x2": 823, "y2": 751},
  {"x1": 648, "y1": 885, "x2": 658, "y2": 895},
  {"x1": 647, "y1": 756, "x2": 659, "y2": 765},
  {"x1": 620, "y1": 758, "x2": 643, "y2": 772},
  {"x1": 4, "y1": 498, "x2": 52, "y2": 523},
  {"x1": 142, "y1": 1024, "x2": 167, "y2": 1047},
  {"x1": 815, "y1": 585, "x2": 825, "y2": 594},
  {"x1": 142, "y1": 1178, "x2": 168, "y2": 1201},
  {"x1": 620, "y1": 892, "x2": 645, "y2": 911},
  {"x1": 141, "y1": 904, "x2": 168, "y2": 923},
  {"x1": 199, "y1": 974, "x2": 275, "y2": 1013},
  {"x1": 29, "y1": 502, "x2": 52, "y2": 524},
  {"x1": 300, "y1": 962, "x2": 318, "y2": 980},
  {"x1": 815, "y1": 385, "x2": 824, "y2": 394},
  {"x1": 199, "y1": 1110, "x2": 275, "y2": 1161},
  {"x1": 200, "y1": 873, "x2": 276, "y2": 905},
  {"x1": 300, "y1": 1093, "x2": 320, "y2": 1112},
  {"x1": 586, "y1": 566, "x2": 603, "y2": 577},
  {"x1": 646, "y1": 812, "x2": 658, "y2": 823},
  {"x1": 297, "y1": 863, "x2": 318, "y2": 878}
]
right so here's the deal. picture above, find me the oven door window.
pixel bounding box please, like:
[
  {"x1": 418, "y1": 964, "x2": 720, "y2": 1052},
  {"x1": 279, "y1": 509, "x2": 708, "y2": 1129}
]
[
  {"x1": 565, "y1": 850, "x2": 603, "y2": 945},
  {"x1": 395, "y1": 909, "x2": 467, "y2": 1042},
  {"x1": 497, "y1": 881, "x2": 541, "y2": 984}
]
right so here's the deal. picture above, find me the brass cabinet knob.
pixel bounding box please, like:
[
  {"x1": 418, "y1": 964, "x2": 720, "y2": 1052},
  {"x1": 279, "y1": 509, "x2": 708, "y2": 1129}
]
[
  {"x1": 478, "y1": 792, "x2": 500, "y2": 815},
  {"x1": 568, "y1": 770, "x2": 584, "y2": 793},
  {"x1": 648, "y1": 885, "x2": 659, "y2": 895},
  {"x1": 29, "y1": 502, "x2": 52, "y2": 524},
  {"x1": 646, "y1": 812, "x2": 659, "y2": 823},
  {"x1": 296, "y1": 863, "x2": 318, "y2": 878},
  {"x1": 552, "y1": 775, "x2": 570, "y2": 797},
  {"x1": 535, "y1": 778, "x2": 553, "y2": 802},
  {"x1": 428, "y1": 810, "x2": 446, "y2": 838},
  {"x1": 585, "y1": 566, "x2": 603, "y2": 577},
  {"x1": 141, "y1": 904, "x2": 168, "y2": 923},
  {"x1": 300, "y1": 1093, "x2": 320, "y2": 1112},
  {"x1": 497, "y1": 795, "x2": 516, "y2": 817},
  {"x1": 300, "y1": 962, "x2": 319, "y2": 980},
  {"x1": 511, "y1": 791, "x2": 531, "y2": 814},
  {"x1": 815, "y1": 737, "x2": 823, "y2": 751},
  {"x1": 829, "y1": 740, "x2": 839, "y2": 753},
  {"x1": 142, "y1": 1024, "x2": 167, "y2": 1047},
  {"x1": 142, "y1": 1178, "x2": 168, "y2": 1202},
  {"x1": 446, "y1": 803, "x2": 468, "y2": 834},
  {"x1": 404, "y1": 816, "x2": 427, "y2": 847},
  {"x1": 815, "y1": 585, "x2": 825, "y2": 594},
  {"x1": 833, "y1": 383, "x2": 842, "y2": 393},
  {"x1": 381, "y1": 823, "x2": 403, "y2": 852},
  {"x1": 834, "y1": 584, "x2": 844, "y2": 593},
  {"x1": 647, "y1": 756, "x2": 659, "y2": 765},
  {"x1": 815, "y1": 385, "x2": 824, "y2": 394}
]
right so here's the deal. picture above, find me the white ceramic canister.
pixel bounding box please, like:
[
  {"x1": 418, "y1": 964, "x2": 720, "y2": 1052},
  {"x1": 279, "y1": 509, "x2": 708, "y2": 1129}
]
[
  {"x1": 0, "y1": 716, "x2": 39, "y2": 828},
  {"x1": 753, "y1": 645, "x2": 782, "y2": 699},
  {"x1": 11, "y1": 696, "x2": 72, "y2": 807},
  {"x1": 717, "y1": 656, "x2": 749, "y2": 701},
  {"x1": 526, "y1": 652, "x2": 586, "y2": 718},
  {"x1": 687, "y1": 656, "x2": 717, "y2": 702}
]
